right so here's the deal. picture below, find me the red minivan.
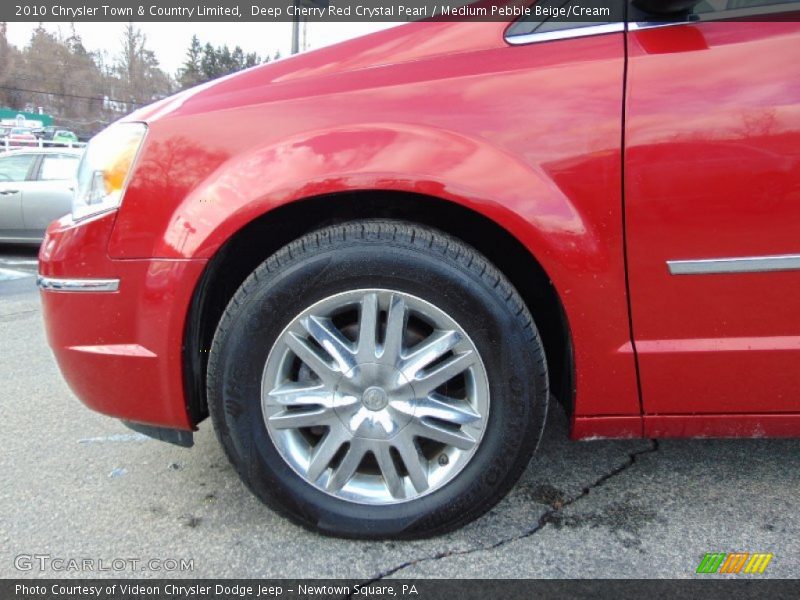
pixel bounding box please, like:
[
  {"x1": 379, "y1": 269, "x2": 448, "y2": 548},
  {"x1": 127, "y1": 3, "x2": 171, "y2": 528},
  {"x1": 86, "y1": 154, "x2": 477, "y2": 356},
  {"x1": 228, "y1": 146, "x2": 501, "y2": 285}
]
[{"x1": 38, "y1": 0, "x2": 800, "y2": 538}]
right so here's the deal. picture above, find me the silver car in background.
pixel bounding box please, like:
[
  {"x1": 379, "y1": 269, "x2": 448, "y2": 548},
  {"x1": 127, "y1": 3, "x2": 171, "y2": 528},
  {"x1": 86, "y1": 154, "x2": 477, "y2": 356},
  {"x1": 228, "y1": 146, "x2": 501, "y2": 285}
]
[{"x1": 0, "y1": 148, "x2": 82, "y2": 244}]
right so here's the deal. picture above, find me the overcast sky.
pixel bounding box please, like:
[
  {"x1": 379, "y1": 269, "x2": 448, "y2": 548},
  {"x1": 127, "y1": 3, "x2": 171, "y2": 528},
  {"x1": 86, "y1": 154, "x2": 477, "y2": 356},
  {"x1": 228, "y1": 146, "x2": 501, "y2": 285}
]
[{"x1": 6, "y1": 22, "x2": 400, "y2": 74}]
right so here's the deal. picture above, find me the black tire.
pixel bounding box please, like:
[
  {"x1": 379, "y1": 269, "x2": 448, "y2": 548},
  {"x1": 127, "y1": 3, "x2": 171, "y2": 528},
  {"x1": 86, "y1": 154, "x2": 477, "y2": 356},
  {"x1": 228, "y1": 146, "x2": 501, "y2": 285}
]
[{"x1": 207, "y1": 220, "x2": 548, "y2": 539}]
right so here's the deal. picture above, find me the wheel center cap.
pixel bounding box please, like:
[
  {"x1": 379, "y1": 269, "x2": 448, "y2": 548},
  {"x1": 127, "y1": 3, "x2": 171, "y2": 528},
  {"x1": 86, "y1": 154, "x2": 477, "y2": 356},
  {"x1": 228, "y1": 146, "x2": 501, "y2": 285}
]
[
  {"x1": 333, "y1": 363, "x2": 416, "y2": 440},
  {"x1": 361, "y1": 386, "x2": 389, "y2": 411}
]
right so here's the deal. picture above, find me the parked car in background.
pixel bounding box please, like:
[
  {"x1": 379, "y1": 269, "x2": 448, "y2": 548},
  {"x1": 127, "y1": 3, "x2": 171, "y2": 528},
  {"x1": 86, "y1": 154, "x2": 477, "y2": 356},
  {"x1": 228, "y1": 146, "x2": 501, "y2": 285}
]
[
  {"x1": 1, "y1": 127, "x2": 88, "y2": 152},
  {"x1": 52, "y1": 130, "x2": 79, "y2": 146},
  {"x1": 0, "y1": 148, "x2": 82, "y2": 243},
  {"x1": 37, "y1": 0, "x2": 800, "y2": 539},
  {"x1": 31, "y1": 126, "x2": 59, "y2": 141},
  {"x1": 6, "y1": 128, "x2": 38, "y2": 148}
]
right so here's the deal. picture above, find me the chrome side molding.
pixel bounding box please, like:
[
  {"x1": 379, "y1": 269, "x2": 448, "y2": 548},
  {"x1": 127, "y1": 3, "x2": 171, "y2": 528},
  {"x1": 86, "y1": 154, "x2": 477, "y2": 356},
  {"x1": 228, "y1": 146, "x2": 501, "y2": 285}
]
[
  {"x1": 506, "y1": 22, "x2": 625, "y2": 45},
  {"x1": 37, "y1": 275, "x2": 120, "y2": 292},
  {"x1": 668, "y1": 255, "x2": 800, "y2": 275}
]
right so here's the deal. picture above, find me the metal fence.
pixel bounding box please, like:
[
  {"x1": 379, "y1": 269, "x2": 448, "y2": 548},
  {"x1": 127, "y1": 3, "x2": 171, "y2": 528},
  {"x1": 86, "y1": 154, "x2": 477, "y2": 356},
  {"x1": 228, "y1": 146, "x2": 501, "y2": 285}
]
[{"x1": 0, "y1": 139, "x2": 88, "y2": 152}]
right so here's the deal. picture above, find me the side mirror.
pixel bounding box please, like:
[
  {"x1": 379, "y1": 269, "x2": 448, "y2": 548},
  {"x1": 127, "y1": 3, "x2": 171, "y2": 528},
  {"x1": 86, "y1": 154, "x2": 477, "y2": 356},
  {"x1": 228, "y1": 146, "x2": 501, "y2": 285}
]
[{"x1": 633, "y1": 0, "x2": 700, "y2": 14}]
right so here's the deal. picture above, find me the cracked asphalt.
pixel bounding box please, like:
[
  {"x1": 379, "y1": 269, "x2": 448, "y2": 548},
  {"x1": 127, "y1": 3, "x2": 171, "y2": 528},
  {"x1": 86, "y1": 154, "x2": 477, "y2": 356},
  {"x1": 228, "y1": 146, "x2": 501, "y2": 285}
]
[{"x1": 1, "y1": 246, "x2": 798, "y2": 580}]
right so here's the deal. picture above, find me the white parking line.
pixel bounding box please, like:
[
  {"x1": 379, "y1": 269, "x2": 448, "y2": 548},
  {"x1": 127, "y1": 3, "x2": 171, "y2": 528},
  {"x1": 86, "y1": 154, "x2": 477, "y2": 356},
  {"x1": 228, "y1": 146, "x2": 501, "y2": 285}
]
[
  {"x1": 0, "y1": 267, "x2": 34, "y2": 281},
  {"x1": 0, "y1": 259, "x2": 38, "y2": 266}
]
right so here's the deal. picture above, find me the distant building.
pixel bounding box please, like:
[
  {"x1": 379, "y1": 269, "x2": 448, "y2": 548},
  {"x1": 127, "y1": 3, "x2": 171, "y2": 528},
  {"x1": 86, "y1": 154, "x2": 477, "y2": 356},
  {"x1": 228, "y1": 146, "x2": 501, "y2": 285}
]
[
  {"x1": 0, "y1": 108, "x2": 54, "y2": 128},
  {"x1": 102, "y1": 96, "x2": 130, "y2": 114}
]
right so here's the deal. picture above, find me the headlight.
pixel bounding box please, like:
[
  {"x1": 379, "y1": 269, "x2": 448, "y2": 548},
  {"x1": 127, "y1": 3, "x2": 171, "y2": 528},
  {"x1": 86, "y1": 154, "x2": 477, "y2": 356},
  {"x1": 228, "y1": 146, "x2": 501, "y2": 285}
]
[{"x1": 72, "y1": 122, "x2": 146, "y2": 221}]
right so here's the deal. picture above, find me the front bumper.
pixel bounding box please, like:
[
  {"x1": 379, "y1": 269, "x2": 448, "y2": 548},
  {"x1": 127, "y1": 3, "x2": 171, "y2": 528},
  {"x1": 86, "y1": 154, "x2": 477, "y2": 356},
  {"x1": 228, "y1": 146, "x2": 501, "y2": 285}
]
[{"x1": 39, "y1": 213, "x2": 207, "y2": 430}]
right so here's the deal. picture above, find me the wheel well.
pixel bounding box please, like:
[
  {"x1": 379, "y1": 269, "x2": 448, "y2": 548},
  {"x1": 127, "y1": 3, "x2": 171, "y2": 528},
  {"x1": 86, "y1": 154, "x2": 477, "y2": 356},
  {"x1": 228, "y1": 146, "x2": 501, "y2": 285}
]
[{"x1": 183, "y1": 191, "x2": 574, "y2": 425}]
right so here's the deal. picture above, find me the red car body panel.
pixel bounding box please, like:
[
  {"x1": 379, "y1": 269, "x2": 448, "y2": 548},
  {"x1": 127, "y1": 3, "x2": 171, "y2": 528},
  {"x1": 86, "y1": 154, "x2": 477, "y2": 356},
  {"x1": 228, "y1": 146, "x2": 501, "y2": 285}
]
[
  {"x1": 39, "y1": 213, "x2": 205, "y2": 428},
  {"x1": 626, "y1": 22, "x2": 800, "y2": 416},
  {"x1": 38, "y1": 19, "x2": 800, "y2": 439},
  {"x1": 109, "y1": 21, "x2": 640, "y2": 422}
]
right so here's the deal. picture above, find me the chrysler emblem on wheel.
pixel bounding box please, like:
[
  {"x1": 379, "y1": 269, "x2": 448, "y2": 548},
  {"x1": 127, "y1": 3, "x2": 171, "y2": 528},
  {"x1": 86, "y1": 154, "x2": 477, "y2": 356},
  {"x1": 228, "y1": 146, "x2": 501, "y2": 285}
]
[{"x1": 361, "y1": 387, "x2": 389, "y2": 412}]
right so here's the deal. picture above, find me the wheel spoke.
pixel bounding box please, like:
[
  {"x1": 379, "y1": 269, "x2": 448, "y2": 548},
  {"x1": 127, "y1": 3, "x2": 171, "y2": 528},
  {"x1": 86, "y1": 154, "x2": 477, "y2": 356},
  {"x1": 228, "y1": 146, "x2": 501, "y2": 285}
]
[
  {"x1": 284, "y1": 332, "x2": 340, "y2": 387},
  {"x1": 399, "y1": 329, "x2": 461, "y2": 380},
  {"x1": 268, "y1": 407, "x2": 337, "y2": 430},
  {"x1": 414, "y1": 393, "x2": 480, "y2": 426},
  {"x1": 356, "y1": 292, "x2": 379, "y2": 361},
  {"x1": 373, "y1": 444, "x2": 405, "y2": 499},
  {"x1": 381, "y1": 294, "x2": 406, "y2": 364},
  {"x1": 394, "y1": 437, "x2": 429, "y2": 493},
  {"x1": 326, "y1": 439, "x2": 367, "y2": 492},
  {"x1": 306, "y1": 429, "x2": 347, "y2": 482},
  {"x1": 412, "y1": 350, "x2": 476, "y2": 396},
  {"x1": 267, "y1": 382, "x2": 334, "y2": 409},
  {"x1": 412, "y1": 420, "x2": 476, "y2": 451},
  {"x1": 301, "y1": 316, "x2": 357, "y2": 374}
]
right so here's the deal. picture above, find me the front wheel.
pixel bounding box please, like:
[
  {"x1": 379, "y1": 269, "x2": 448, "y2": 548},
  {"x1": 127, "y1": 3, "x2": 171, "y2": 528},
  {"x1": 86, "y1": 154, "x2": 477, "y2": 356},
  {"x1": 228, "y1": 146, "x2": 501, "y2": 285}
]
[{"x1": 207, "y1": 220, "x2": 548, "y2": 538}]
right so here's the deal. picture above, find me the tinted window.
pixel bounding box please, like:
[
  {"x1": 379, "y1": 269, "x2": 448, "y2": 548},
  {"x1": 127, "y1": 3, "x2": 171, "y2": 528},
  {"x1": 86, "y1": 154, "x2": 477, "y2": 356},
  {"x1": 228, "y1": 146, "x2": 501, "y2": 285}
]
[
  {"x1": 0, "y1": 154, "x2": 36, "y2": 182},
  {"x1": 39, "y1": 154, "x2": 80, "y2": 181},
  {"x1": 694, "y1": 0, "x2": 793, "y2": 13}
]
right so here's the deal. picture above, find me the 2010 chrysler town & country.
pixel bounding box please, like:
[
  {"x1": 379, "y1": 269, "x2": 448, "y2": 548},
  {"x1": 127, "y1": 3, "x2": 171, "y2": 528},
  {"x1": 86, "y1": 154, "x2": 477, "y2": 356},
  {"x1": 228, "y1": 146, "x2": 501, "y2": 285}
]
[{"x1": 38, "y1": 1, "x2": 800, "y2": 537}]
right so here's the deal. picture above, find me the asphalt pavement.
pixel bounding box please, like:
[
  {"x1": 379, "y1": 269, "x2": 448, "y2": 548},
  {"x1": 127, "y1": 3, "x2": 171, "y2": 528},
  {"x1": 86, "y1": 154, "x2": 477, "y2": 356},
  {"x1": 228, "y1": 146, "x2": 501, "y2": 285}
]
[{"x1": 0, "y1": 246, "x2": 797, "y2": 579}]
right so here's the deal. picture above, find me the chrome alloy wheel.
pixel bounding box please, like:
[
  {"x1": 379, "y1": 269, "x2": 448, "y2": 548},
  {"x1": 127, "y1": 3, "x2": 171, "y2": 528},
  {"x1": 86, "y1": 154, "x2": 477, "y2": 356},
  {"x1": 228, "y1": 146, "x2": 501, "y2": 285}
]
[{"x1": 261, "y1": 289, "x2": 490, "y2": 505}]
